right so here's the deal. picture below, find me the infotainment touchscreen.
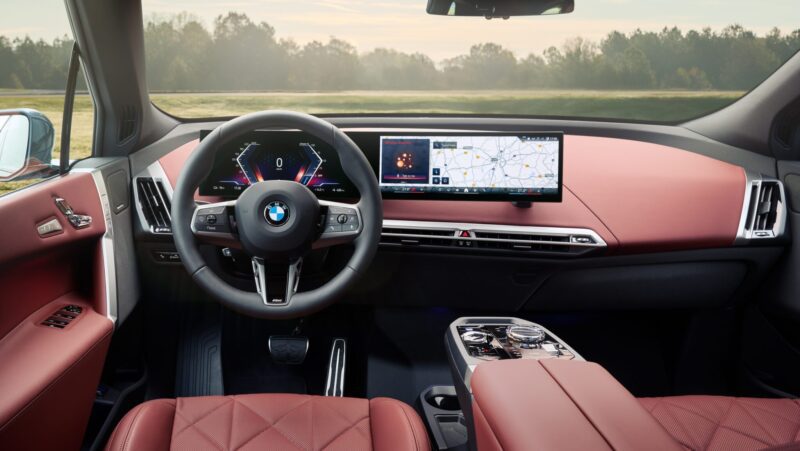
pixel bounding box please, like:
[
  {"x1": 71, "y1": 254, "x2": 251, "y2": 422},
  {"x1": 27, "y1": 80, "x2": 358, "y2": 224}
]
[{"x1": 379, "y1": 133, "x2": 562, "y2": 202}]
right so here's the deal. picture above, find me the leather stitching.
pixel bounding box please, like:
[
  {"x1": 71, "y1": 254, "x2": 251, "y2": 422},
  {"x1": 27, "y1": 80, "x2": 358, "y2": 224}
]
[
  {"x1": 318, "y1": 417, "x2": 369, "y2": 450},
  {"x1": 113, "y1": 395, "x2": 418, "y2": 451},
  {"x1": 398, "y1": 402, "x2": 422, "y2": 451},
  {"x1": 172, "y1": 397, "x2": 233, "y2": 437},
  {"x1": 174, "y1": 408, "x2": 226, "y2": 450},
  {"x1": 652, "y1": 397, "x2": 800, "y2": 450},
  {"x1": 118, "y1": 404, "x2": 145, "y2": 451},
  {"x1": 312, "y1": 399, "x2": 369, "y2": 450},
  {"x1": 735, "y1": 401, "x2": 780, "y2": 445},
  {"x1": 233, "y1": 397, "x2": 312, "y2": 450},
  {"x1": 738, "y1": 399, "x2": 800, "y2": 424},
  {"x1": 652, "y1": 398, "x2": 706, "y2": 450}
]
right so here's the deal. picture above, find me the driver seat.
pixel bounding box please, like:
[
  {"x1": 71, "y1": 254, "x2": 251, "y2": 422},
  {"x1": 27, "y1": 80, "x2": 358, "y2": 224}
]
[{"x1": 105, "y1": 393, "x2": 431, "y2": 451}]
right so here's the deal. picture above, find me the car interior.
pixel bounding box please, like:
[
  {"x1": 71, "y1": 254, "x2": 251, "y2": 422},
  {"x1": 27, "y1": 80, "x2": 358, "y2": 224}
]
[{"x1": 1, "y1": 0, "x2": 800, "y2": 450}]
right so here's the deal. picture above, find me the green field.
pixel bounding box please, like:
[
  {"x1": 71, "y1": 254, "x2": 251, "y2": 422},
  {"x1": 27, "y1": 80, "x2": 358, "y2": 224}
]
[{"x1": 1, "y1": 90, "x2": 742, "y2": 195}]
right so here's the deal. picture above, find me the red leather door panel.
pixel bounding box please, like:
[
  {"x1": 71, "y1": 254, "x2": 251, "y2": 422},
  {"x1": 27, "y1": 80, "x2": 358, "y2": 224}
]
[{"x1": 0, "y1": 173, "x2": 114, "y2": 450}]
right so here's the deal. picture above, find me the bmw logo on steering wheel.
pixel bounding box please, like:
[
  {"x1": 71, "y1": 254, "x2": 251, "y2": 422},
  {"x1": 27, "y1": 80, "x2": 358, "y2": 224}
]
[{"x1": 264, "y1": 200, "x2": 290, "y2": 226}]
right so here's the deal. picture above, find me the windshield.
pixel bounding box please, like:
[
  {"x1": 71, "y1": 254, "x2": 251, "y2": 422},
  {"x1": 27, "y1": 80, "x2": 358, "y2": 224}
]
[{"x1": 140, "y1": 0, "x2": 800, "y2": 122}]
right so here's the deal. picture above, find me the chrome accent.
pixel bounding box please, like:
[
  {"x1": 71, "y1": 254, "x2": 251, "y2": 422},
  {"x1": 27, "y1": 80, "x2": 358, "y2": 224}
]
[
  {"x1": 506, "y1": 325, "x2": 546, "y2": 345},
  {"x1": 735, "y1": 173, "x2": 787, "y2": 243},
  {"x1": 37, "y1": 218, "x2": 63, "y2": 236},
  {"x1": 74, "y1": 168, "x2": 118, "y2": 325},
  {"x1": 381, "y1": 219, "x2": 606, "y2": 251},
  {"x1": 460, "y1": 330, "x2": 490, "y2": 345},
  {"x1": 286, "y1": 258, "x2": 303, "y2": 304},
  {"x1": 133, "y1": 161, "x2": 174, "y2": 235},
  {"x1": 324, "y1": 338, "x2": 347, "y2": 397},
  {"x1": 252, "y1": 257, "x2": 268, "y2": 305},
  {"x1": 251, "y1": 257, "x2": 302, "y2": 305},
  {"x1": 54, "y1": 197, "x2": 92, "y2": 229}
]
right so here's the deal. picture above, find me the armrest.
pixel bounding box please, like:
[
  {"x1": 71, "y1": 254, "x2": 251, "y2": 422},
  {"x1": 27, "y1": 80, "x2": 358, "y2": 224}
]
[
  {"x1": 471, "y1": 359, "x2": 683, "y2": 451},
  {"x1": 0, "y1": 294, "x2": 113, "y2": 449}
]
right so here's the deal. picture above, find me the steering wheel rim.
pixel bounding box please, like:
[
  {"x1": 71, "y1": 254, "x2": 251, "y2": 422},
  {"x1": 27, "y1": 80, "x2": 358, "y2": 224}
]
[{"x1": 171, "y1": 110, "x2": 382, "y2": 319}]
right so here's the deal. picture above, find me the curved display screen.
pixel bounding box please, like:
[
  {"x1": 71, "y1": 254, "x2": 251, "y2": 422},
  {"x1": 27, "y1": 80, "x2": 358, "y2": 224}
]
[
  {"x1": 199, "y1": 130, "x2": 357, "y2": 198},
  {"x1": 199, "y1": 130, "x2": 563, "y2": 202},
  {"x1": 378, "y1": 133, "x2": 562, "y2": 202}
]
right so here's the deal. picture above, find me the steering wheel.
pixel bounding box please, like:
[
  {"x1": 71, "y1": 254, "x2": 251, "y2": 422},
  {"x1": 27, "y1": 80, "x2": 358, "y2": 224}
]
[{"x1": 171, "y1": 111, "x2": 382, "y2": 319}]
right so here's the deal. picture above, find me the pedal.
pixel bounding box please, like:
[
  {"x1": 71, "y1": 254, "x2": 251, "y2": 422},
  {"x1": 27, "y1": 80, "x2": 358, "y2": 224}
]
[
  {"x1": 325, "y1": 338, "x2": 347, "y2": 396},
  {"x1": 268, "y1": 335, "x2": 309, "y2": 365}
]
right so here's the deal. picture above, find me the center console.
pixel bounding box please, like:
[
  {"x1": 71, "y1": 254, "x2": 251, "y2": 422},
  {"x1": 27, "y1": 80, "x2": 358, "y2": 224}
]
[
  {"x1": 447, "y1": 317, "x2": 583, "y2": 388},
  {"x1": 439, "y1": 317, "x2": 681, "y2": 451},
  {"x1": 441, "y1": 317, "x2": 584, "y2": 451}
]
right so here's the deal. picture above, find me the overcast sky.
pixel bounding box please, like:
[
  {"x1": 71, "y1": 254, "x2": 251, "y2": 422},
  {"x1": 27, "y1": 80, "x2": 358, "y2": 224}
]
[{"x1": 2, "y1": 0, "x2": 799, "y2": 61}]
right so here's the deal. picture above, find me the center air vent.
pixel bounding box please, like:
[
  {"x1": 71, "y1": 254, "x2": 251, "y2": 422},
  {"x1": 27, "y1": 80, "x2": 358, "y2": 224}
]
[
  {"x1": 381, "y1": 220, "x2": 605, "y2": 257},
  {"x1": 136, "y1": 177, "x2": 172, "y2": 234},
  {"x1": 741, "y1": 179, "x2": 785, "y2": 240}
]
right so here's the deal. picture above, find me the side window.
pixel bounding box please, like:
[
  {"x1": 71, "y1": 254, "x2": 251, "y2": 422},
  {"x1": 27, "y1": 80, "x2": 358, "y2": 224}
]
[{"x1": 0, "y1": 1, "x2": 94, "y2": 197}]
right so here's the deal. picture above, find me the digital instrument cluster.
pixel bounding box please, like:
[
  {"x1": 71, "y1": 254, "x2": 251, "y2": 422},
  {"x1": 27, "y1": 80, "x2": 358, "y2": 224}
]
[{"x1": 199, "y1": 130, "x2": 358, "y2": 198}]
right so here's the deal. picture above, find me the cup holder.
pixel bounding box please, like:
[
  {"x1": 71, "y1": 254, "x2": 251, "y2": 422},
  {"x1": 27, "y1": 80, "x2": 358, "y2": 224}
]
[{"x1": 423, "y1": 387, "x2": 461, "y2": 411}]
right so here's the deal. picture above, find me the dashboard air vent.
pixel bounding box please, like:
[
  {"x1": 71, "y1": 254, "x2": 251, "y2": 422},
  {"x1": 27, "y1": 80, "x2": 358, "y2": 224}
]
[
  {"x1": 381, "y1": 226, "x2": 455, "y2": 246},
  {"x1": 473, "y1": 231, "x2": 573, "y2": 252},
  {"x1": 136, "y1": 177, "x2": 172, "y2": 234},
  {"x1": 380, "y1": 220, "x2": 605, "y2": 257},
  {"x1": 743, "y1": 180, "x2": 784, "y2": 239}
]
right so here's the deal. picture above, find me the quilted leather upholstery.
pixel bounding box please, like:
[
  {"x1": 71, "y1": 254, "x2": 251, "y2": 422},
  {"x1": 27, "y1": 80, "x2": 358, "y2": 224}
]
[
  {"x1": 639, "y1": 395, "x2": 800, "y2": 451},
  {"x1": 106, "y1": 394, "x2": 430, "y2": 451}
]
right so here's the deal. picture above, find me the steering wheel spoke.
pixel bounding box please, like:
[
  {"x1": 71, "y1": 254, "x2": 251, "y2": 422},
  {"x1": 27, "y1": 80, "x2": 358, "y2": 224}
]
[
  {"x1": 314, "y1": 200, "x2": 363, "y2": 249},
  {"x1": 191, "y1": 200, "x2": 239, "y2": 247},
  {"x1": 252, "y1": 257, "x2": 303, "y2": 306}
]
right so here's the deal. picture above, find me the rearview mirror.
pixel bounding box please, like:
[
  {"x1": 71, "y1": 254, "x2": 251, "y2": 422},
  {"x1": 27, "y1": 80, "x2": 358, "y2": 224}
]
[
  {"x1": 427, "y1": 0, "x2": 574, "y2": 18},
  {"x1": 0, "y1": 109, "x2": 56, "y2": 182}
]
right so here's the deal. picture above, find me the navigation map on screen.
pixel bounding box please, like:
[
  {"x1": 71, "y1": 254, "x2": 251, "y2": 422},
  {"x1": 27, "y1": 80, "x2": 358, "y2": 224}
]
[{"x1": 379, "y1": 134, "x2": 561, "y2": 200}]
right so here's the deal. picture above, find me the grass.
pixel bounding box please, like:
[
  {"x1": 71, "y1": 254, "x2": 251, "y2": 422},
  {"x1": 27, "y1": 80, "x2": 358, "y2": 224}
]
[
  {"x1": 1, "y1": 89, "x2": 742, "y2": 196},
  {"x1": 151, "y1": 90, "x2": 743, "y2": 121}
]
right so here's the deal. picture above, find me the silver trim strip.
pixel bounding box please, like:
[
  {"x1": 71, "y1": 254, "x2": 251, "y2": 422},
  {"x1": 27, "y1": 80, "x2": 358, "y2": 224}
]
[
  {"x1": 381, "y1": 219, "x2": 606, "y2": 250},
  {"x1": 324, "y1": 338, "x2": 347, "y2": 397},
  {"x1": 133, "y1": 161, "x2": 174, "y2": 235},
  {"x1": 734, "y1": 172, "x2": 787, "y2": 244},
  {"x1": 74, "y1": 168, "x2": 118, "y2": 326}
]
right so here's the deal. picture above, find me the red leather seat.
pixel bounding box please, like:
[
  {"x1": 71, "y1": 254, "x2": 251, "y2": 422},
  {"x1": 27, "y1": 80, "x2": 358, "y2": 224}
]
[
  {"x1": 640, "y1": 395, "x2": 800, "y2": 451},
  {"x1": 470, "y1": 359, "x2": 800, "y2": 451},
  {"x1": 105, "y1": 394, "x2": 431, "y2": 451}
]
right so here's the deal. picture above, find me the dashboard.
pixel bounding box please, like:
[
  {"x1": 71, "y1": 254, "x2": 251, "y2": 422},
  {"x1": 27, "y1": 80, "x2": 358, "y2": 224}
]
[{"x1": 199, "y1": 130, "x2": 563, "y2": 202}]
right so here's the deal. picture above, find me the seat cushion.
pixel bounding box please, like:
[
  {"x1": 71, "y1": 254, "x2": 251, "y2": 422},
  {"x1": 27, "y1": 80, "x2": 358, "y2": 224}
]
[
  {"x1": 639, "y1": 395, "x2": 800, "y2": 451},
  {"x1": 105, "y1": 394, "x2": 430, "y2": 451}
]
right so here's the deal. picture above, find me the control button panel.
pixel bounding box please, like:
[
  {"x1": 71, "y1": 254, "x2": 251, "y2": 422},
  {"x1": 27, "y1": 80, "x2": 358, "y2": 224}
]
[
  {"x1": 194, "y1": 205, "x2": 233, "y2": 234},
  {"x1": 322, "y1": 205, "x2": 360, "y2": 234},
  {"x1": 152, "y1": 250, "x2": 182, "y2": 263},
  {"x1": 41, "y1": 305, "x2": 83, "y2": 329},
  {"x1": 456, "y1": 324, "x2": 575, "y2": 361}
]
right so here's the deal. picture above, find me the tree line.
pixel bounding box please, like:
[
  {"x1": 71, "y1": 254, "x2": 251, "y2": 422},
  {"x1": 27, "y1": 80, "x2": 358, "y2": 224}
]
[{"x1": 1, "y1": 12, "x2": 799, "y2": 92}]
